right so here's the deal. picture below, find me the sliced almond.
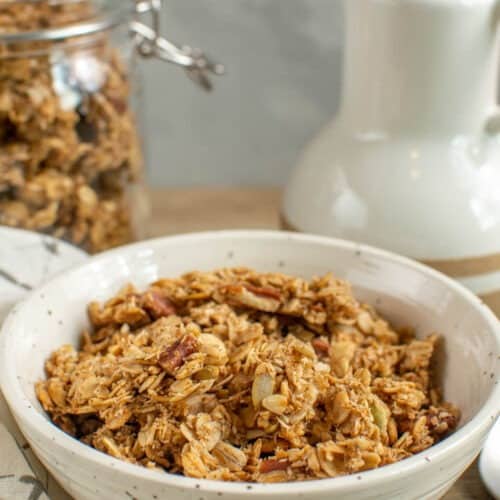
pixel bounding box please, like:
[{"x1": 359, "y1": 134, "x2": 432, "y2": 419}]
[{"x1": 262, "y1": 394, "x2": 288, "y2": 415}]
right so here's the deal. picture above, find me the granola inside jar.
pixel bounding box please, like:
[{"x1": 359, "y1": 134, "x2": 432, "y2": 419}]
[{"x1": 0, "y1": 0, "x2": 154, "y2": 253}]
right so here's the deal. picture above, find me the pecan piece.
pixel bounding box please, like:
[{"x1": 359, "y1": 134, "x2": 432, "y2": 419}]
[
  {"x1": 312, "y1": 337, "x2": 330, "y2": 356},
  {"x1": 426, "y1": 407, "x2": 459, "y2": 436},
  {"x1": 259, "y1": 459, "x2": 290, "y2": 473},
  {"x1": 159, "y1": 335, "x2": 198, "y2": 375},
  {"x1": 244, "y1": 284, "x2": 281, "y2": 300},
  {"x1": 141, "y1": 291, "x2": 176, "y2": 319}
]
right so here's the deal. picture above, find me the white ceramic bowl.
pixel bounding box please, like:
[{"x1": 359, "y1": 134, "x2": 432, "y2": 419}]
[{"x1": 1, "y1": 231, "x2": 499, "y2": 500}]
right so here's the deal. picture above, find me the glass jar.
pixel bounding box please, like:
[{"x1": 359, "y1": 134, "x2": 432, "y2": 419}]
[{"x1": 0, "y1": 0, "x2": 222, "y2": 253}]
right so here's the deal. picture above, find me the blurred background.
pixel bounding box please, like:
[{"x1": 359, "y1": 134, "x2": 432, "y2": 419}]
[{"x1": 142, "y1": 0, "x2": 344, "y2": 186}]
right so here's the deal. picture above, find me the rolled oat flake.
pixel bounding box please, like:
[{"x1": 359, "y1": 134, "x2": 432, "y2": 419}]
[{"x1": 0, "y1": 0, "x2": 223, "y2": 253}]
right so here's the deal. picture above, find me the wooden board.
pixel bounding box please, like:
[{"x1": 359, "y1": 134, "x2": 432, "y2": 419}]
[{"x1": 150, "y1": 188, "x2": 492, "y2": 500}]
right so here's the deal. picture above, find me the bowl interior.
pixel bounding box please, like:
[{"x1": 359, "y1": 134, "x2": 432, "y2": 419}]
[{"x1": 2, "y1": 232, "x2": 499, "y2": 445}]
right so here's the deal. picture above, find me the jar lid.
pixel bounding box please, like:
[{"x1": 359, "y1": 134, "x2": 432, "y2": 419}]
[{"x1": 0, "y1": 0, "x2": 130, "y2": 43}]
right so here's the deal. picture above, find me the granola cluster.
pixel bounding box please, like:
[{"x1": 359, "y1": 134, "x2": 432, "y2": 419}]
[
  {"x1": 0, "y1": 1, "x2": 145, "y2": 252},
  {"x1": 0, "y1": 0, "x2": 96, "y2": 31},
  {"x1": 36, "y1": 268, "x2": 459, "y2": 482}
]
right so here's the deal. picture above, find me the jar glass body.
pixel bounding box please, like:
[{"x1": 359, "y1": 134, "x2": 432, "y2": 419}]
[{"x1": 0, "y1": 2, "x2": 150, "y2": 253}]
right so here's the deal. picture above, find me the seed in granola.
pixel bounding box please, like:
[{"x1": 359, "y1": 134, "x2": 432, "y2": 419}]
[
  {"x1": 412, "y1": 415, "x2": 428, "y2": 438},
  {"x1": 357, "y1": 311, "x2": 373, "y2": 334},
  {"x1": 193, "y1": 365, "x2": 220, "y2": 381},
  {"x1": 290, "y1": 325, "x2": 315, "y2": 343},
  {"x1": 354, "y1": 368, "x2": 372, "y2": 387},
  {"x1": 330, "y1": 341, "x2": 357, "y2": 377},
  {"x1": 329, "y1": 390, "x2": 351, "y2": 425},
  {"x1": 240, "y1": 406, "x2": 257, "y2": 428},
  {"x1": 387, "y1": 417, "x2": 398, "y2": 444},
  {"x1": 246, "y1": 429, "x2": 266, "y2": 440},
  {"x1": 252, "y1": 373, "x2": 274, "y2": 409},
  {"x1": 47, "y1": 378, "x2": 66, "y2": 407},
  {"x1": 361, "y1": 451, "x2": 381, "y2": 470},
  {"x1": 370, "y1": 397, "x2": 389, "y2": 433}
]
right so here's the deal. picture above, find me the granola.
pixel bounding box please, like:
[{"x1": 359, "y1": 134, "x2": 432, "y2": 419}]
[
  {"x1": 0, "y1": 1, "x2": 145, "y2": 252},
  {"x1": 36, "y1": 268, "x2": 459, "y2": 482}
]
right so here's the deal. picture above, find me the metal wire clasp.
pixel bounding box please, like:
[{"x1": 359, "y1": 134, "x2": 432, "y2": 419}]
[{"x1": 130, "y1": 0, "x2": 224, "y2": 91}]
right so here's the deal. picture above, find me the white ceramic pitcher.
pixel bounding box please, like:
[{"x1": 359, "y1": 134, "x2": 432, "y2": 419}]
[{"x1": 283, "y1": 0, "x2": 500, "y2": 314}]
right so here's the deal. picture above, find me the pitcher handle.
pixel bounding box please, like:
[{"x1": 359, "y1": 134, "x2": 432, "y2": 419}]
[{"x1": 485, "y1": 108, "x2": 500, "y2": 134}]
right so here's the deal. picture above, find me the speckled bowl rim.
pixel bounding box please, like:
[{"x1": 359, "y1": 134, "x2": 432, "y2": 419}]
[{"x1": 1, "y1": 230, "x2": 499, "y2": 496}]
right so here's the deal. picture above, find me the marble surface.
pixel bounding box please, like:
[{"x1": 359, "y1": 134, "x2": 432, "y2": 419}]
[
  {"x1": 0, "y1": 230, "x2": 84, "y2": 322},
  {"x1": 0, "y1": 228, "x2": 86, "y2": 500}
]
